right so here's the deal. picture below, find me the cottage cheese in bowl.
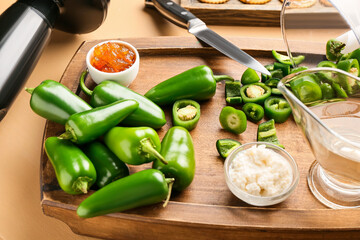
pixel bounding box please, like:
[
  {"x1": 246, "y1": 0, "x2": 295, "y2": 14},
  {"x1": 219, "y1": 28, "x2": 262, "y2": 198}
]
[
  {"x1": 224, "y1": 142, "x2": 299, "y2": 206},
  {"x1": 229, "y1": 144, "x2": 292, "y2": 197}
]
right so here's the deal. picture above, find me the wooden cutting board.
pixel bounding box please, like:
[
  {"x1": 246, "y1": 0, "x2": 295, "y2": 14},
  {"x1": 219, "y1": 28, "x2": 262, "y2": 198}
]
[{"x1": 40, "y1": 36, "x2": 360, "y2": 239}]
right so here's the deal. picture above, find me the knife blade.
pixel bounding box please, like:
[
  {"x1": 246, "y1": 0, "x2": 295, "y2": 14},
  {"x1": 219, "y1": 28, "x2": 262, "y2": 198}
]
[{"x1": 151, "y1": 0, "x2": 270, "y2": 76}]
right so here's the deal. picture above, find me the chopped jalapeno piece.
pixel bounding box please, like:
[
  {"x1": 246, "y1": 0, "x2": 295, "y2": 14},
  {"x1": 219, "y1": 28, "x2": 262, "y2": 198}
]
[
  {"x1": 274, "y1": 62, "x2": 290, "y2": 76},
  {"x1": 225, "y1": 80, "x2": 242, "y2": 105},
  {"x1": 290, "y1": 66, "x2": 308, "y2": 74},
  {"x1": 337, "y1": 59, "x2": 360, "y2": 94},
  {"x1": 172, "y1": 100, "x2": 200, "y2": 131},
  {"x1": 264, "y1": 97, "x2": 292, "y2": 123},
  {"x1": 326, "y1": 39, "x2": 345, "y2": 62},
  {"x1": 241, "y1": 68, "x2": 260, "y2": 85},
  {"x1": 216, "y1": 139, "x2": 241, "y2": 159},
  {"x1": 219, "y1": 106, "x2": 247, "y2": 134},
  {"x1": 272, "y1": 50, "x2": 305, "y2": 66},
  {"x1": 320, "y1": 83, "x2": 335, "y2": 99},
  {"x1": 257, "y1": 119, "x2": 284, "y2": 148},
  {"x1": 240, "y1": 82, "x2": 271, "y2": 105},
  {"x1": 242, "y1": 103, "x2": 264, "y2": 123},
  {"x1": 289, "y1": 74, "x2": 322, "y2": 103},
  {"x1": 317, "y1": 61, "x2": 337, "y2": 68}
]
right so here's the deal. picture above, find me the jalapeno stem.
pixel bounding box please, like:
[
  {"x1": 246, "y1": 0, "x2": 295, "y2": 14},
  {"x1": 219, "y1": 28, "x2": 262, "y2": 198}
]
[
  {"x1": 25, "y1": 87, "x2": 34, "y2": 94},
  {"x1": 72, "y1": 177, "x2": 92, "y2": 194},
  {"x1": 58, "y1": 130, "x2": 77, "y2": 141},
  {"x1": 80, "y1": 70, "x2": 93, "y2": 96},
  {"x1": 163, "y1": 178, "x2": 175, "y2": 207},
  {"x1": 214, "y1": 75, "x2": 234, "y2": 83},
  {"x1": 140, "y1": 138, "x2": 168, "y2": 165}
]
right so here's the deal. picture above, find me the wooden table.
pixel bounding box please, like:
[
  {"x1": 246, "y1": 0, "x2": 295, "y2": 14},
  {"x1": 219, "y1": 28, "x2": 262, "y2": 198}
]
[{"x1": 0, "y1": 0, "x2": 351, "y2": 239}]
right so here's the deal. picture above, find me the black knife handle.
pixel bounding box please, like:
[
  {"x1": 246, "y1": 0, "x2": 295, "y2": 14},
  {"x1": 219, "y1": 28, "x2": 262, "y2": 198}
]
[{"x1": 152, "y1": 0, "x2": 196, "y2": 28}]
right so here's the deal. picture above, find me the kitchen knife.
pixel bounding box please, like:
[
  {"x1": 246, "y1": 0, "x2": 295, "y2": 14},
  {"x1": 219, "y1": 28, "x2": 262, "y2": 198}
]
[{"x1": 151, "y1": 0, "x2": 270, "y2": 76}]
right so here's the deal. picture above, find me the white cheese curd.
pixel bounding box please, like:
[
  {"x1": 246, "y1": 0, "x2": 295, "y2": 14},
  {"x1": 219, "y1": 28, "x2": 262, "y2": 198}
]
[{"x1": 229, "y1": 145, "x2": 292, "y2": 197}]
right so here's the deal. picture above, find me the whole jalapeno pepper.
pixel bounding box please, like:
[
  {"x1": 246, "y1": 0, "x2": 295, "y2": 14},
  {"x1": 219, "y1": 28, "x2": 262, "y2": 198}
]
[
  {"x1": 172, "y1": 100, "x2": 200, "y2": 131},
  {"x1": 242, "y1": 103, "x2": 264, "y2": 123},
  {"x1": 82, "y1": 141, "x2": 129, "y2": 189},
  {"x1": 152, "y1": 126, "x2": 195, "y2": 192},
  {"x1": 77, "y1": 169, "x2": 175, "y2": 218},
  {"x1": 25, "y1": 80, "x2": 91, "y2": 125},
  {"x1": 79, "y1": 71, "x2": 166, "y2": 129},
  {"x1": 144, "y1": 65, "x2": 234, "y2": 105},
  {"x1": 59, "y1": 100, "x2": 139, "y2": 144},
  {"x1": 104, "y1": 126, "x2": 167, "y2": 165},
  {"x1": 44, "y1": 137, "x2": 97, "y2": 194},
  {"x1": 264, "y1": 97, "x2": 292, "y2": 123},
  {"x1": 240, "y1": 82, "x2": 271, "y2": 105}
]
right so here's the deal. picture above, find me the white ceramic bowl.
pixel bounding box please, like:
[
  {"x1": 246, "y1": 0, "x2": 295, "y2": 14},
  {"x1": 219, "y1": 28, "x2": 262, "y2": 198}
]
[
  {"x1": 86, "y1": 40, "x2": 140, "y2": 86},
  {"x1": 224, "y1": 142, "x2": 299, "y2": 206}
]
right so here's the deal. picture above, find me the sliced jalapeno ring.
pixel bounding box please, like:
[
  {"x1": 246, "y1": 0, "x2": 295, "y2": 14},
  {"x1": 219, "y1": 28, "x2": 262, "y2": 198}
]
[
  {"x1": 264, "y1": 97, "x2": 292, "y2": 123},
  {"x1": 242, "y1": 103, "x2": 264, "y2": 123},
  {"x1": 240, "y1": 82, "x2": 271, "y2": 105},
  {"x1": 172, "y1": 100, "x2": 200, "y2": 131}
]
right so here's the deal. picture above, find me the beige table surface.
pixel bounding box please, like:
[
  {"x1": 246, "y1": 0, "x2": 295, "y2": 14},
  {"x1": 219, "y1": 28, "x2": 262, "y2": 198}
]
[{"x1": 0, "y1": 0, "x2": 350, "y2": 239}]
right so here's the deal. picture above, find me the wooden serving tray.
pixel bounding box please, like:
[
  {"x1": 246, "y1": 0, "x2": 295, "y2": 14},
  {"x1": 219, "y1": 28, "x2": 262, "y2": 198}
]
[
  {"x1": 145, "y1": 0, "x2": 347, "y2": 28},
  {"x1": 40, "y1": 36, "x2": 360, "y2": 239}
]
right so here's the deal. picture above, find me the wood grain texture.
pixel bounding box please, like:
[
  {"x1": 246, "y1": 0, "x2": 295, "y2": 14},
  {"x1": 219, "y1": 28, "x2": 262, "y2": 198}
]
[
  {"x1": 40, "y1": 36, "x2": 360, "y2": 239},
  {"x1": 145, "y1": 0, "x2": 348, "y2": 27}
]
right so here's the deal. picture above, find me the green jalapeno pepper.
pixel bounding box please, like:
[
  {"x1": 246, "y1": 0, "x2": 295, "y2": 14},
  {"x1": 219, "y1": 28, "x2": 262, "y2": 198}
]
[
  {"x1": 216, "y1": 139, "x2": 241, "y2": 159},
  {"x1": 242, "y1": 103, "x2": 264, "y2": 123},
  {"x1": 347, "y1": 48, "x2": 360, "y2": 67},
  {"x1": 274, "y1": 62, "x2": 290, "y2": 76},
  {"x1": 271, "y1": 88, "x2": 282, "y2": 95},
  {"x1": 152, "y1": 126, "x2": 195, "y2": 192},
  {"x1": 25, "y1": 80, "x2": 91, "y2": 125},
  {"x1": 77, "y1": 169, "x2": 175, "y2": 218},
  {"x1": 240, "y1": 82, "x2": 271, "y2": 105},
  {"x1": 272, "y1": 50, "x2": 305, "y2": 66},
  {"x1": 172, "y1": 100, "x2": 200, "y2": 131},
  {"x1": 144, "y1": 65, "x2": 234, "y2": 105},
  {"x1": 80, "y1": 71, "x2": 166, "y2": 129},
  {"x1": 326, "y1": 39, "x2": 345, "y2": 62},
  {"x1": 257, "y1": 119, "x2": 284, "y2": 148},
  {"x1": 82, "y1": 141, "x2": 129, "y2": 189},
  {"x1": 225, "y1": 80, "x2": 242, "y2": 104},
  {"x1": 44, "y1": 137, "x2": 97, "y2": 194},
  {"x1": 317, "y1": 61, "x2": 337, "y2": 68},
  {"x1": 219, "y1": 106, "x2": 247, "y2": 134},
  {"x1": 241, "y1": 68, "x2": 260, "y2": 85},
  {"x1": 104, "y1": 126, "x2": 167, "y2": 165},
  {"x1": 265, "y1": 78, "x2": 280, "y2": 88},
  {"x1": 262, "y1": 69, "x2": 283, "y2": 82},
  {"x1": 59, "y1": 100, "x2": 138, "y2": 144},
  {"x1": 290, "y1": 74, "x2": 322, "y2": 103},
  {"x1": 320, "y1": 83, "x2": 335, "y2": 99},
  {"x1": 290, "y1": 66, "x2": 308, "y2": 74},
  {"x1": 264, "y1": 97, "x2": 292, "y2": 123},
  {"x1": 332, "y1": 82, "x2": 348, "y2": 98},
  {"x1": 337, "y1": 59, "x2": 360, "y2": 94}
]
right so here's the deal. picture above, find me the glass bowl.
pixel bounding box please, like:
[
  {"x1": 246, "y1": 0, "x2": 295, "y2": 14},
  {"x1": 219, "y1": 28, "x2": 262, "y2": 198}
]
[
  {"x1": 224, "y1": 142, "x2": 299, "y2": 206},
  {"x1": 86, "y1": 40, "x2": 140, "y2": 87}
]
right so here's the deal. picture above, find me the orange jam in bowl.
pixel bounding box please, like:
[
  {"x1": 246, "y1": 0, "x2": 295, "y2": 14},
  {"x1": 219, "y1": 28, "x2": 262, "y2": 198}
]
[
  {"x1": 86, "y1": 40, "x2": 140, "y2": 86},
  {"x1": 90, "y1": 42, "x2": 136, "y2": 73}
]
